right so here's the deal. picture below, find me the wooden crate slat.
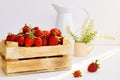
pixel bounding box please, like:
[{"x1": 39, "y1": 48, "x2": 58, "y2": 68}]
[
  {"x1": 0, "y1": 40, "x2": 6, "y2": 57},
  {"x1": 0, "y1": 39, "x2": 72, "y2": 59},
  {"x1": 0, "y1": 54, "x2": 7, "y2": 73},
  {"x1": 0, "y1": 53, "x2": 71, "y2": 76},
  {"x1": 5, "y1": 67, "x2": 71, "y2": 76},
  {"x1": 6, "y1": 55, "x2": 71, "y2": 73}
]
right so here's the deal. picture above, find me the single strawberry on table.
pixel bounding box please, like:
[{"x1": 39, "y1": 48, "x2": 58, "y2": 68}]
[
  {"x1": 87, "y1": 60, "x2": 100, "y2": 72},
  {"x1": 73, "y1": 70, "x2": 82, "y2": 77}
]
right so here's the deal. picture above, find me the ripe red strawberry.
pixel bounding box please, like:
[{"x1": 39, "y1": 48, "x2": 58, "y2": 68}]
[
  {"x1": 25, "y1": 37, "x2": 34, "y2": 47},
  {"x1": 32, "y1": 27, "x2": 39, "y2": 31},
  {"x1": 48, "y1": 36, "x2": 59, "y2": 45},
  {"x1": 43, "y1": 30, "x2": 50, "y2": 38},
  {"x1": 34, "y1": 29, "x2": 43, "y2": 37},
  {"x1": 42, "y1": 38, "x2": 47, "y2": 46},
  {"x1": 34, "y1": 37, "x2": 42, "y2": 46},
  {"x1": 57, "y1": 29, "x2": 62, "y2": 36},
  {"x1": 23, "y1": 24, "x2": 31, "y2": 33},
  {"x1": 73, "y1": 70, "x2": 82, "y2": 77},
  {"x1": 88, "y1": 60, "x2": 100, "y2": 72},
  {"x1": 50, "y1": 28, "x2": 61, "y2": 36},
  {"x1": 24, "y1": 33, "x2": 29, "y2": 38},
  {"x1": 6, "y1": 33, "x2": 16, "y2": 41},
  {"x1": 16, "y1": 34, "x2": 24, "y2": 46}
]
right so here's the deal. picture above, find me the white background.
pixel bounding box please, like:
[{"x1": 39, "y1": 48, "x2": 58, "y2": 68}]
[{"x1": 0, "y1": 0, "x2": 120, "y2": 45}]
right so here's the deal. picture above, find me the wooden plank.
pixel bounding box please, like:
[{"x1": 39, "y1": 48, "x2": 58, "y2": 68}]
[
  {"x1": 0, "y1": 39, "x2": 72, "y2": 59},
  {"x1": 0, "y1": 40, "x2": 6, "y2": 57},
  {"x1": 6, "y1": 55, "x2": 71, "y2": 74},
  {"x1": 5, "y1": 67, "x2": 71, "y2": 76},
  {"x1": 0, "y1": 54, "x2": 7, "y2": 73},
  {"x1": 5, "y1": 40, "x2": 18, "y2": 47}
]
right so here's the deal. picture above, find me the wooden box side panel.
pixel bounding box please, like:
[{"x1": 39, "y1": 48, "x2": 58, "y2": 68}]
[
  {"x1": 6, "y1": 55, "x2": 71, "y2": 74},
  {"x1": 0, "y1": 39, "x2": 72, "y2": 59},
  {"x1": 0, "y1": 40, "x2": 6, "y2": 57},
  {"x1": 7, "y1": 67, "x2": 70, "y2": 76},
  {"x1": 0, "y1": 54, "x2": 7, "y2": 73}
]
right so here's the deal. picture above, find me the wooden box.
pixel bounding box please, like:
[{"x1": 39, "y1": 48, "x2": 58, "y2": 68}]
[{"x1": 0, "y1": 39, "x2": 72, "y2": 76}]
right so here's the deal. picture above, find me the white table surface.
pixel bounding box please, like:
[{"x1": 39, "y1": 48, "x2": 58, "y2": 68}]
[{"x1": 0, "y1": 46, "x2": 120, "y2": 80}]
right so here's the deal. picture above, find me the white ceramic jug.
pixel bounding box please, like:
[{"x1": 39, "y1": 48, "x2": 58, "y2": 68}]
[
  {"x1": 52, "y1": 4, "x2": 74, "y2": 36},
  {"x1": 52, "y1": 3, "x2": 89, "y2": 37}
]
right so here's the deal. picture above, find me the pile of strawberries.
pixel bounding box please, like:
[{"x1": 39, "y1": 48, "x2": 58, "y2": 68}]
[{"x1": 6, "y1": 24, "x2": 64, "y2": 47}]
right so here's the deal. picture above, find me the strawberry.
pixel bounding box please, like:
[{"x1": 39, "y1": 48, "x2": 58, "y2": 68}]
[
  {"x1": 32, "y1": 27, "x2": 43, "y2": 37},
  {"x1": 32, "y1": 27, "x2": 39, "y2": 31},
  {"x1": 43, "y1": 30, "x2": 50, "y2": 38},
  {"x1": 25, "y1": 30, "x2": 35, "y2": 47},
  {"x1": 6, "y1": 33, "x2": 16, "y2": 41},
  {"x1": 16, "y1": 34, "x2": 24, "y2": 46},
  {"x1": 34, "y1": 37, "x2": 42, "y2": 46},
  {"x1": 34, "y1": 29, "x2": 43, "y2": 37},
  {"x1": 88, "y1": 60, "x2": 100, "y2": 72},
  {"x1": 24, "y1": 33, "x2": 29, "y2": 38},
  {"x1": 23, "y1": 24, "x2": 31, "y2": 33},
  {"x1": 50, "y1": 28, "x2": 61, "y2": 36},
  {"x1": 48, "y1": 36, "x2": 59, "y2": 45},
  {"x1": 42, "y1": 38, "x2": 47, "y2": 46},
  {"x1": 57, "y1": 29, "x2": 62, "y2": 36},
  {"x1": 25, "y1": 37, "x2": 34, "y2": 47},
  {"x1": 73, "y1": 70, "x2": 82, "y2": 77}
]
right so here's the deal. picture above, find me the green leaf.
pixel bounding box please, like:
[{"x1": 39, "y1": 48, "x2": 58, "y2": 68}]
[{"x1": 66, "y1": 26, "x2": 79, "y2": 41}]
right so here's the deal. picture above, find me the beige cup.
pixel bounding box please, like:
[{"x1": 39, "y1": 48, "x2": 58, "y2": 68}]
[{"x1": 74, "y1": 42, "x2": 93, "y2": 57}]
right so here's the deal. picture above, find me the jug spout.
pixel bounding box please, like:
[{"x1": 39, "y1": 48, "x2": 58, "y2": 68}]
[{"x1": 52, "y1": 3, "x2": 70, "y2": 13}]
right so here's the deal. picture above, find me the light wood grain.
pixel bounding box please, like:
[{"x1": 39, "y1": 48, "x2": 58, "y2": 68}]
[
  {"x1": 5, "y1": 67, "x2": 71, "y2": 76},
  {"x1": 0, "y1": 39, "x2": 72, "y2": 59},
  {"x1": 7, "y1": 55, "x2": 71, "y2": 73},
  {"x1": 0, "y1": 54, "x2": 71, "y2": 76},
  {"x1": 0, "y1": 38, "x2": 72, "y2": 76}
]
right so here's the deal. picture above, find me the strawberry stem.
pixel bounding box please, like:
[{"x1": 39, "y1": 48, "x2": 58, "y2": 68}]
[
  {"x1": 19, "y1": 23, "x2": 27, "y2": 33},
  {"x1": 27, "y1": 30, "x2": 35, "y2": 39},
  {"x1": 80, "y1": 74, "x2": 82, "y2": 77},
  {"x1": 95, "y1": 59, "x2": 100, "y2": 68},
  {"x1": 54, "y1": 32, "x2": 57, "y2": 36},
  {"x1": 8, "y1": 32, "x2": 13, "y2": 35},
  {"x1": 25, "y1": 23, "x2": 27, "y2": 26},
  {"x1": 95, "y1": 59, "x2": 98, "y2": 63}
]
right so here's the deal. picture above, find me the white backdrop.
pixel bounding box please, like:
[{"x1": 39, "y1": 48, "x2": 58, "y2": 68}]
[{"x1": 0, "y1": 0, "x2": 120, "y2": 45}]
